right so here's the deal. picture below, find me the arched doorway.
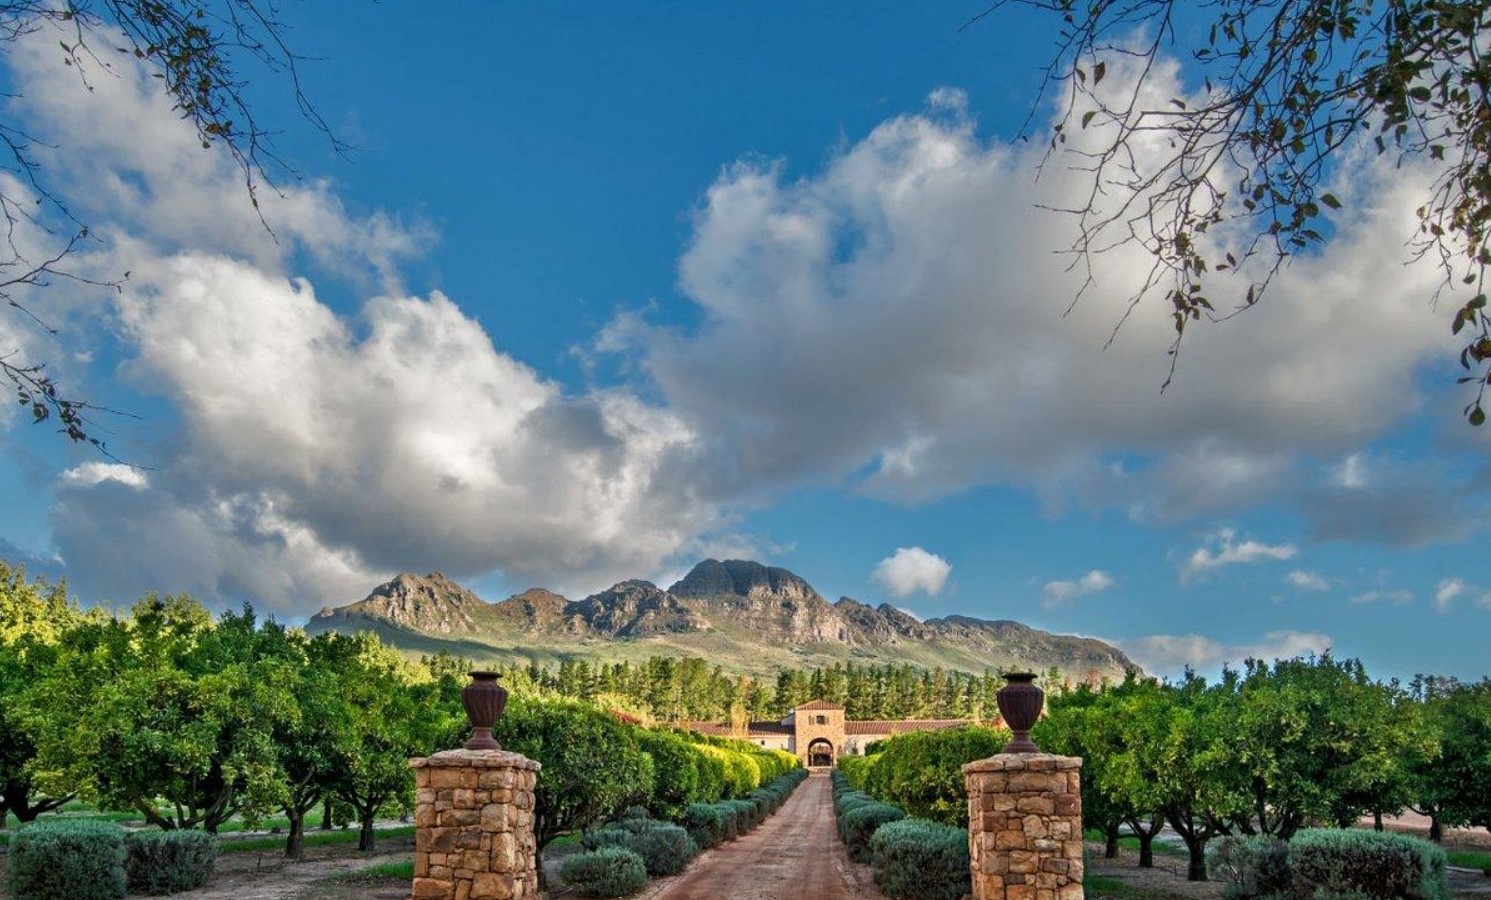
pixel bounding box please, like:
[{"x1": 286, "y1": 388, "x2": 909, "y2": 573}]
[{"x1": 807, "y1": 738, "x2": 834, "y2": 768}]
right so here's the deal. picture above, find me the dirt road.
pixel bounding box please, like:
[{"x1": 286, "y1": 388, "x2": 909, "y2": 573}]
[{"x1": 644, "y1": 771, "x2": 885, "y2": 900}]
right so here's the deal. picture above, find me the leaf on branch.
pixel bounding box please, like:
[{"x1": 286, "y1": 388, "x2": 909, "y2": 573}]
[{"x1": 1320, "y1": 193, "x2": 1341, "y2": 210}]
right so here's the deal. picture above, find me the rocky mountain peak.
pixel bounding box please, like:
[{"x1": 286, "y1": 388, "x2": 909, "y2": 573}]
[
  {"x1": 575, "y1": 580, "x2": 711, "y2": 637},
  {"x1": 317, "y1": 571, "x2": 487, "y2": 635},
  {"x1": 668, "y1": 559, "x2": 821, "y2": 603}
]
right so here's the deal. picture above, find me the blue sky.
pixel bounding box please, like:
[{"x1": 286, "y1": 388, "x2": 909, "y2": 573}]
[{"x1": 1, "y1": 3, "x2": 1487, "y2": 682}]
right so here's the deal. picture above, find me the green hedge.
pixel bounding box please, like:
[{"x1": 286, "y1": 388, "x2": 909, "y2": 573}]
[
  {"x1": 583, "y1": 818, "x2": 699, "y2": 877},
  {"x1": 860, "y1": 726, "x2": 1005, "y2": 826},
  {"x1": 838, "y1": 801, "x2": 906, "y2": 863},
  {"x1": 1289, "y1": 829, "x2": 1448, "y2": 900},
  {"x1": 124, "y1": 829, "x2": 218, "y2": 895},
  {"x1": 675, "y1": 769, "x2": 805, "y2": 849},
  {"x1": 1210, "y1": 829, "x2": 1450, "y2": 900},
  {"x1": 869, "y1": 818, "x2": 970, "y2": 900},
  {"x1": 7, "y1": 819, "x2": 127, "y2": 900},
  {"x1": 837, "y1": 754, "x2": 873, "y2": 791},
  {"x1": 1211, "y1": 834, "x2": 1292, "y2": 900},
  {"x1": 560, "y1": 846, "x2": 649, "y2": 897}
]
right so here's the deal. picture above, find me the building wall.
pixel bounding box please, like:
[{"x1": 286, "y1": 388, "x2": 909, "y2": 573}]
[
  {"x1": 793, "y1": 706, "x2": 846, "y2": 765},
  {"x1": 841, "y1": 732, "x2": 893, "y2": 756},
  {"x1": 743, "y1": 734, "x2": 792, "y2": 752}
]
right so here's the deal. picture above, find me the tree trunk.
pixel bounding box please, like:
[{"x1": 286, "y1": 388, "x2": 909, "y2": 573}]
[
  {"x1": 358, "y1": 811, "x2": 376, "y2": 851},
  {"x1": 1429, "y1": 815, "x2": 1443, "y2": 843},
  {"x1": 1373, "y1": 809, "x2": 1384, "y2": 831},
  {"x1": 321, "y1": 796, "x2": 333, "y2": 830},
  {"x1": 1138, "y1": 832, "x2": 1155, "y2": 868},
  {"x1": 1182, "y1": 834, "x2": 1208, "y2": 881},
  {"x1": 1105, "y1": 821, "x2": 1120, "y2": 859},
  {"x1": 285, "y1": 808, "x2": 305, "y2": 860}
]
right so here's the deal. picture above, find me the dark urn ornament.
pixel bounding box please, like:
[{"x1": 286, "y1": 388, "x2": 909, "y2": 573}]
[
  {"x1": 997, "y1": 672, "x2": 1044, "y2": 754},
  {"x1": 462, "y1": 671, "x2": 508, "y2": 751}
]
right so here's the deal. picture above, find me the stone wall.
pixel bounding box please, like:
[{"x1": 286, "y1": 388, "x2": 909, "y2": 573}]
[
  {"x1": 963, "y1": 753, "x2": 1084, "y2": 900},
  {"x1": 410, "y1": 749, "x2": 541, "y2": 900}
]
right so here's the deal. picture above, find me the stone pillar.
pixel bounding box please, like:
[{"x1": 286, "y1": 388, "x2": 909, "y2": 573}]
[
  {"x1": 964, "y1": 753, "x2": 1084, "y2": 900},
  {"x1": 410, "y1": 749, "x2": 541, "y2": 900}
]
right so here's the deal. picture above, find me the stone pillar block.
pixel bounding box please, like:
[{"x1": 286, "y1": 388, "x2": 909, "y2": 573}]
[
  {"x1": 410, "y1": 749, "x2": 542, "y2": 900},
  {"x1": 964, "y1": 753, "x2": 1084, "y2": 900}
]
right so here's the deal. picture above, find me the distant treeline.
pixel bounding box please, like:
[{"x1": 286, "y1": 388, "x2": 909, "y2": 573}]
[{"x1": 460, "y1": 655, "x2": 1087, "y2": 724}]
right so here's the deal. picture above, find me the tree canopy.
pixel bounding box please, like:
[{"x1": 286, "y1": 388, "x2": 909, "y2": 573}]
[{"x1": 979, "y1": 0, "x2": 1491, "y2": 424}]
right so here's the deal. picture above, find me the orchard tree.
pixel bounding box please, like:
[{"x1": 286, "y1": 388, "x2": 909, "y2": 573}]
[
  {"x1": 493, "y1": 698, "x2": 654, "y2": 888},
  {"x1": 0, "y1": 0, "x2": 343, "y2": 452},
  {"x1": 327, "y1": 635, "x2": 454, "y2": 852},
  {"x1": 1434, "y1": 680, "x2": 1491, "y2": 833},
  {"x1": 1217, "y1": 654, "x2": 1419, "y2": 837},
  {"x1": 28, "y1": 599, "x2": 296, "y2": 831},
  {"x1": 978, "y1": 0, "x2": 1491, "y2": 424},
  {"x1": 0, "y1": 563, "x2": 81, "y2": 822},
  {"x1": 1104, "y1": 676, "x2": 1243, "y2": 881},
  {"x1": 261, "y1": 627, "x2": 350, "y2": 860},
  {"x1": 1036, "y1": 685, "x2": 1130, "y2": 859}
]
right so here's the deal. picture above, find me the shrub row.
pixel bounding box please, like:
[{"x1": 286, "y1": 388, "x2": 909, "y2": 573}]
[
  {"x1": 680, "y1": 768, "x2": 808, "y2": 850},
  {"x1": 559, "y1": 846, "x2": 649, "y2": 899},
  {"x1": 1211, "y1": 829, "x2": 1450, "y2": 900},
  {"x1": 640, "y1": 730, "x2": 800, "y2": 820},
  {"x1": 581, "y1": 813, "x2": 699, "y2": 877},
  {"x1": 564, "y1": 768, "x2": 807, "y2": 898},
  {"x1": 831, "y1": 769, "x2": 970, "y2": 900},
  {"x1": 6, "y1": 819, "x2": 217, "y2": 899}
]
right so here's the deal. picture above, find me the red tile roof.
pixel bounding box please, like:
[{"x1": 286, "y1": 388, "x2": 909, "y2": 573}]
[
  {"x1": 845, "y1": 719, "x2": 972, "y2": 735},
  {"x1": 683, "y1": 721, "x2": 793, "y2": 737}
]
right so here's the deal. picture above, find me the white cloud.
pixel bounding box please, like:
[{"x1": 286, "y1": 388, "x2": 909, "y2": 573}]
[
  {"x1": 1180, "y1": 528, "x2": 1297, "y2": 583},
  {"x1": 594, "y1": 64, "x2": 1474, "y2": 531},
  {"x1": 1041, "y1": 569, "x2": 1114, "y2": 608},
  {"x1": 54, "y1": 255, "x2": 722, "y2": 612},
  {"x1": 872, "y1": 547, "x2": 951, "y2": 598},
  {"x1": 5, "y1": 22, "x2": 1486, "y2": 616},
  {"x1": 1286, "y1": 570, "x2": 1331, "y2": 592},
  {"x1": 3, "y1": 26, "x2": 725, "y2": 614},
  {"x1": 1435, "y1": 578, "x2": 1491, "y2": 613},
  {"x1": 1303, "y1": 453, "x2": 1485, "y2": 547},
  {"x1": 1118, "y1": 629, "x2": 1333, "y2": 678},
  {"x1": 1331, "y1": 454, "x2": 1369, "y2": 489},
  {"x1": 1435, "y1": 578, "x2": 1466, "y2": 612},
  {"x1": 1349, "y1": 589, "x2": 1415, "y2": 606},
  {"x1": 5, "y1": 24, "x2": 427, "y2": 285},
  {"x1": 59, "y1": 463, "x2": 147, "y2": 490}
]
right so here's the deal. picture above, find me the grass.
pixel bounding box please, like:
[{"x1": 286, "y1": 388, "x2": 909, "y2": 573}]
[
  {"x1": 1084, "y1": 874, "x2": 1143, "y2": 898},
  {"x1": 1083, "y1": 829, "x2": 1189, "y2": 858},
  {"x1": 321, "y1": 858, "x2": 415, "y2": 883},
  {"x1": 221, "y1": 825, "x2": 415, "y2": 853},
  {"x1": 1447, "y1": 848, "x2": 1491, "y2": 871}
]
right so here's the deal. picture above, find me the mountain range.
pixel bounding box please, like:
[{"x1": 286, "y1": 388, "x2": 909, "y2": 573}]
[{"x1": 306, "y1": 558, "x2": 1138, "y2": 680}]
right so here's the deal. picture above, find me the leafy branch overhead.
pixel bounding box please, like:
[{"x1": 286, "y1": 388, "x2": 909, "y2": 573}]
[
  {"x1": 976, "y1": 0, "x2": 1491, "y2": 425},
  {"x1": 0, "y1": 0, "x2": 342, "y2": 452}
]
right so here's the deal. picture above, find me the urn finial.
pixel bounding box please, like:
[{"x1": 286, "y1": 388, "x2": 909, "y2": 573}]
[
  {"x1": 461, "y1": 671, "x2": 508, "y2": 750},
  {"x1": 996, "y1": 672, "x2": 1044, "y2": 754}
]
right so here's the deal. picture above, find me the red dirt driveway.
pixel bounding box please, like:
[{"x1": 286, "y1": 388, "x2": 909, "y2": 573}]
[{"x1": 643, "y1": 771, "x2": 887, "y2": 900}]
